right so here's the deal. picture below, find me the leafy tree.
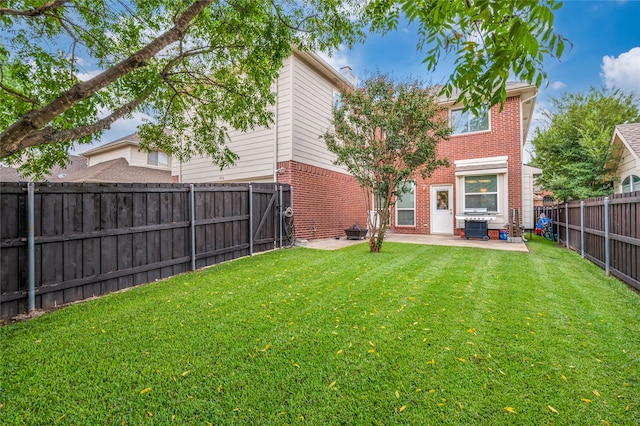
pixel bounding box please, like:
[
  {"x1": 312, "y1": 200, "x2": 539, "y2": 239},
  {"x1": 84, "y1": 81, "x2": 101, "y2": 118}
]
[
  {"x1": 0, "y1": 1, "x2": 567, "y2": 179},
  {"x1": 323, "y1": 73, "x2": 450, "y2": 252},
  {"x1": 531, "y1": 88, "x2": 640, "y2": 201},
  {"x1": 366, "y1": 0, "x2": 569, "y2": 111}
]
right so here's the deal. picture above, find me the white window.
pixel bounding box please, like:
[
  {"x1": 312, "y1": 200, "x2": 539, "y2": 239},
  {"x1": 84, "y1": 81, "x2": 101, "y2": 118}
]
[
  {"x1": 464, "y1": 175, "x2": 498, "y2": 212},
  {"x1": 396, "y1": 181, "x2": 416, "y2": 226},
  {"x1": 147, "y1": 151, "x2": 168, "y2": 167},
  {"x1": 451, "y1": 106, "x2": 489, "y2": 135},
  {"x1": 333, "y1": 90, "x2": 342, "y2": 110},
  {"x1": 622, "y1": 175, "x2": 640, "y2": 193}
]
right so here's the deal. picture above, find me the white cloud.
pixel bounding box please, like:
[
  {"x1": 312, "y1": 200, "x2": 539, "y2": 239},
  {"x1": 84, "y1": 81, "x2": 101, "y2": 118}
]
[
  {"x1": 317, "y1": 45, "x2": 354, "y2": 73},
  {"x1": 601, "y1": 47, "x2": 640, "y2": 93},
  {"x1": 75, "y1": 70, "x2": 102, "y2": 82},
  {"x1": 550, "y1": 81, "x2": 566, "y2": 90}
]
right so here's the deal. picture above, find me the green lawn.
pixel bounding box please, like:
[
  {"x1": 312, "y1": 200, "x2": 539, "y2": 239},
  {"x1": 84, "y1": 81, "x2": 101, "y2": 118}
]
[{"x1": 1, "y1": 238, "x2": 638, "y2": 425}]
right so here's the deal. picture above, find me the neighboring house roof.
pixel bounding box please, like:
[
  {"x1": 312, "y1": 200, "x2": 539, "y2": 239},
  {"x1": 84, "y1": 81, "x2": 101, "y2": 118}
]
[
  {"x1": 0, "y1": 154, "x2": 87, "y2": 182},
  {"x1": 613, "y1": 123, "x2": 640, "y2": 159},
  {"x1": 80, "y1": 133, "x2": 143, "y2": 157},
  {"x1": 56, "y1": 157, "x2": 172, "y2": 183}
]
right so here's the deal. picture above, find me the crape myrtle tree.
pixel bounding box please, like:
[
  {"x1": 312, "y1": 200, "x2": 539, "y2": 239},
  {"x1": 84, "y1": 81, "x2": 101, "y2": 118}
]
[
  {"x1": 0, "y1": 0, "x2": 568, "y2": 179},
  {"x1": 531, "y1": 88, "x2": 640, "y2": 201},
  {"x1": 323, "y1": 73, "x2": 451, "y2": 253}
]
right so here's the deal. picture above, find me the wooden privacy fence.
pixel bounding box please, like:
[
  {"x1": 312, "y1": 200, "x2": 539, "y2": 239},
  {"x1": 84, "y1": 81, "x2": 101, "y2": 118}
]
[
  {"x1": 0, "y1": 182, "x2": 292, "y2": 320},
  {"x1": 535, "y1": 191, "x2": 639, "y2": 291}
]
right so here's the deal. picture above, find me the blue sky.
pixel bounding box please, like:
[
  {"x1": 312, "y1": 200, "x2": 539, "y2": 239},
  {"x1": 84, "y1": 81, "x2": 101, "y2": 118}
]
[
  {"x1": 83, "y1": 1, "x2": 640, "y2": 158},
  {"x1": 320, "y1": 0, "x2": 640, "y2": 155}
]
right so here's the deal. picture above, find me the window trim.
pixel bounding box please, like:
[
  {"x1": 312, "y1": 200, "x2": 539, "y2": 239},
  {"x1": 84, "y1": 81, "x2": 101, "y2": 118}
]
[
  {"x1": 395, "y1": 180, "x2": 416, "y2": 227},
  {"x1": 463, "y1": 174, "x2": 499, "y2": 213},
  {"x1": 147, "y1": 150, "x2": 169, "y2": 167},
  {"x1": 450, "y1": 106, "x2": 491, "y2": 136},
  {"x1": 622, "y1": 174, "x2": 640, "y2": 193}
]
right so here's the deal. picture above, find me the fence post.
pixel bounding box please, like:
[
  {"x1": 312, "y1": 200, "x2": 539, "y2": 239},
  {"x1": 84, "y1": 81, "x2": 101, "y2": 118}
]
[
  {"x1": 580, "y1": 200, "x2": 585, "y2": 258},
  {"x1": 249, "y1": 184, "x2": 253, "y2": 256},
  {"x1": 189, "y1": 184, "x2": 196, "y2": 271},
  {"x1": 27, "y1": 182, "x2": 35, "y2": 312},
  {"x1": 565, "y1": 202, "x2": 569, "y2": 249},
  {"x1": 279, "y1": 185, "x2": 283, "y2": 249},
  {"x1": 604, "y1": 196, "x2": 610, "y2": 276}
]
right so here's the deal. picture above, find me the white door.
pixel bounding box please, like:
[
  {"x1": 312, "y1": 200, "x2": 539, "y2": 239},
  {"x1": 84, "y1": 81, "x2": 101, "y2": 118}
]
[{"x1": 431, "y1": 185, "x2": 453, "y2": 234}]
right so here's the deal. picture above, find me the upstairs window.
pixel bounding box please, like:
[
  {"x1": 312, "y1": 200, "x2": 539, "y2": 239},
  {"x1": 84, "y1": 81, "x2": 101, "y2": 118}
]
[
  {"x1": 622, "y1": 175, "x2": 640, "y2": 193},
  {"x1": 451, "y1": 106, "x2": 489, "y2": 135},
  {"x1": 147, "y1": 151, "x2": 168, "y2": 167}
]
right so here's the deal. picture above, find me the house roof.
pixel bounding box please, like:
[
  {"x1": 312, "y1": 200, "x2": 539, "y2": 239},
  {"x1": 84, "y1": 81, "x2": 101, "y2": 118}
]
[
  {"x1": 613, "y1": 123, "x2": 640, "y2": 158},
  {"x1": 79, "y1": 133, "x2": 142, "y2": 157},
  {"x1": 294, "y1": 49, "x2": 355, "y2": 89},
  {"x1": 0, "y1": 154, "x2": 87, "y2": 182},
  {"x1": 56, "y1": 157, "x2": 172, "y2": 183}
]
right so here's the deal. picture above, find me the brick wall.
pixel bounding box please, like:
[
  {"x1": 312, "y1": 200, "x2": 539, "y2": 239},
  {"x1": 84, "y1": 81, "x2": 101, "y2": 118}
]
[
  {"x1": 277, "y1": 160, "x2": 368, "y2": 240},
  {"x1": 275, "y1": 96, "x2": 524, "y2": 240},
  {"x1": 391, "y1": 96, "x2": 523, "y2": 236}
]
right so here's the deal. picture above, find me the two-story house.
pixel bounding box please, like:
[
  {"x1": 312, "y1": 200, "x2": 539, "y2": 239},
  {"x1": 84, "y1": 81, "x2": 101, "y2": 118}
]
[
  {"x1": 388, "y1": 82, "x2": 538, "y2": 239},
  {"x1": 62, "y1": 133, "x2": 173, "y2": 183},
  {"x1": 176, "y1": 49, "x2": 368, "y2": 240},
  {"x1": 177, "y1": 49, "x2": 539, "y2": 240}
]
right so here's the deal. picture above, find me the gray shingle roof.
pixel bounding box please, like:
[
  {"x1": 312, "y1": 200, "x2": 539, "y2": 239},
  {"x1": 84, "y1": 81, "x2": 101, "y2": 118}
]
[
  {"x1": 0, "y1": 155, "x2": 87, "y2": 182},
  {"x1": 615, "y1": 123, "x2": 640, "y2": 156},
  {"x1": 56, "y1": 157, "x2": 172, "y2": 183}
]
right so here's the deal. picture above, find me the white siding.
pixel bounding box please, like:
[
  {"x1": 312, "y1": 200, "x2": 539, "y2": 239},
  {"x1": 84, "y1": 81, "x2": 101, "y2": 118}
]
[
  {"x1": 176, "y1": 52, "x2": 351, "y2": 182},
  {"x1": 618, "y1": 145, "x2": 638, "y2": 176},
  {"x1": 291, "y1": 54, "x2": 344, "y2": 173},
  {"x1": 180, "y1": 126, "x2": 275, "y2": 183},
  {"x1": 178, "y1": 57, "x2": 297, "y2": 183},
  {"x1": 277, "y1": 56, "x2": 293, "y2": 162},
  {"x1": 522, "y1": 165, "x2": 541, "y2": 229},
  {"x1": 130, "y1": 149, "x2": 171, "y2": 170},
  {"x1": 87, "y1": 146, "x2": 134, "y2": 166}
]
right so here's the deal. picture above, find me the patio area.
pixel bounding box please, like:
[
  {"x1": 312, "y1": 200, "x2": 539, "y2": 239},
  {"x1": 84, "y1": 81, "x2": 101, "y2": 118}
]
[{"x1": 298, "y1": 232, "x2": 530, "y2": 252}]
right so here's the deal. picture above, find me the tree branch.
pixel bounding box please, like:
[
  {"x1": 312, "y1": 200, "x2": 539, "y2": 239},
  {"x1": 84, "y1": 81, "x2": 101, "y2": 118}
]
[
  {"x1": 0, "y1": 0, "x2": 214, "y2": 158},
  {"x1": 0, "y1": 0, "x2": 70, "y2": 17},
  {"x1": 18, "y1": 93, "x2": 151, "y2": 150},
  {"x1": 0, "y1": 81, "x2": 38, "y2": 105}
]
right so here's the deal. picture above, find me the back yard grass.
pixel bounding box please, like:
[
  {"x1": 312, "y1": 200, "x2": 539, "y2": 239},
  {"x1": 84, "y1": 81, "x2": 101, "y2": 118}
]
[{"x1": 1, "y1": 238, "x2": 639, "y2": 425}]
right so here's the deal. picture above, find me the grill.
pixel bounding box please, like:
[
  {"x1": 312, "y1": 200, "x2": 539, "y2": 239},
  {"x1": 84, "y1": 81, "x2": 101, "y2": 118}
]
[{"x1": 455, "y1": 208, "x2": 496, "y2": 241}]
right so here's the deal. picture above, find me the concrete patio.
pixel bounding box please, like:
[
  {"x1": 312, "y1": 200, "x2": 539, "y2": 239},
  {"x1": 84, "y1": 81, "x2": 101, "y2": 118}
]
[{"x1": 298, "y1": 232, "x2": 530, "y2": 252}]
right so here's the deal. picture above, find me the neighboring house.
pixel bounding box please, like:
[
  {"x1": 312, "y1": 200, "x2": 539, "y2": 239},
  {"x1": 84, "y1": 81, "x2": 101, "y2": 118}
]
[
  {"x1": 0, "y1": 154, "x2": 87, "y2": 182},
  {"x1": 177, "y1": 49, "x2": 367, "y2": 240},
  {"x1": 61, "y1": 133, "x2": 173, "y2": 183},
  {"x1": 177, "y1": 48, "x2": 539, "y2": 240},
  {"x1": 56, "y1": 158, "x2": 172, "y2": 183},
  {"x1": 81, "y1": 133, "x2": 172, "y2": 171},
  {"x1": 610, "y1": 123, "x2": 640, "y2": 193}
]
